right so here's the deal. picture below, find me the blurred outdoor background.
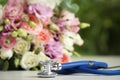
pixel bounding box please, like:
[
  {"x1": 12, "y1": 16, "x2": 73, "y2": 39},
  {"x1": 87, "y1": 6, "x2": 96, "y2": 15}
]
[
  {"x1": 0, "y1": 0, "x2": 120, "y2": 55},
  {"x1": 73, "y1": 0, "x2": 120, "y2": 55}
]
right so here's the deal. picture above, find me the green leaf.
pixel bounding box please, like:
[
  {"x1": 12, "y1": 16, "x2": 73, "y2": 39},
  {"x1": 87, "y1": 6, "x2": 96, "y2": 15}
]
[
  {"x1": 73, "y1": 51, "x2": 81, "y2": 57},
  {"x1": 2, "y1": 61, "x2": 9, "y2": 71},
  {"x1": 14, "y1": 58, "x2": 20, "y2": 68},
  {"x1": 60, "y1": 0, "x2": 79, "y2": 13},
  {"x1": 0, "y1": 0, "x2": 7, "y2": 6}
]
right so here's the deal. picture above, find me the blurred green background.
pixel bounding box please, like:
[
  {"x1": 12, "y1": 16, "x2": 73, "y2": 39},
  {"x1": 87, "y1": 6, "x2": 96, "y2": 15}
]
[
  {"x1": 73, "y1": 0, "x2": 120, "y2": 55},
  {"x1": 0, "y1": 0, "x2": 120, "y2": 55}
]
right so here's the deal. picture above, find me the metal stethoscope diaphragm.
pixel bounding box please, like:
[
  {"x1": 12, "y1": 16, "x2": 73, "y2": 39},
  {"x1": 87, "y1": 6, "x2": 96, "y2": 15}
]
[{"x1": 38, "y1": 60, "x2": 62, "y2": 78}]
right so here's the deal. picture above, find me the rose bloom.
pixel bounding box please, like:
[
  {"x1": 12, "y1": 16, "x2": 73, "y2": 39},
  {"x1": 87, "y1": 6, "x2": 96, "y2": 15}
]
[
  {"x1": 60, "y1": 10, "x2": 80, "y2": 26},
  {"x1": 28, "y1": 2, "x2": 53, "y2": 22},
  {"x1": 65, "y1": 31, "x2": 84, "y2": 46},
  {"x1": 63, "y1": 31, "x2": 84, "y2": 47},
  {"x1": 70, "y1": 18, "x2": 80, "y2": 33},
  {"x1": 44, "y1": 40, "x2": 63, "y2": 60},
  {"x1": 0, "y1": 49, "x2": 13, "y2": 60},
  {"x1": 22, "y1": 22, "x2": 43, "y2": 35},
  {"x1": 3, "y1": 0, "x2": 25, "y2": 20},
  {"x1": 27, "y1": 0, "x2": 62, "y2": 9},
  {"x1": 20, "y1": 52, "x2": 40, "y2": 69},
  {"x1": 0, "y1": 34, "x2": 16, "y2": 50},
  {"x1": 62, "y1": 35, "x2": 74, "y2": 51},
  {"x1": 74, "y1": 34, "x2": 84, "y2": 46},
  {"x1": 58, "y1": 10, "x2": 80, "y2": 33},
  {"x1": 36, "y1": 29, "x2": 51, "y2": 42},
  {"x1": 13, "y1": 38, "x2": 30, "y2": 55}
]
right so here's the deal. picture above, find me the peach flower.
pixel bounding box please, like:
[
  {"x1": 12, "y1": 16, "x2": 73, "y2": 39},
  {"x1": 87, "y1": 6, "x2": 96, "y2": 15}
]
[
  {"x1": 36, "y1": 29, "x2": 51, "y2": 42},
  {"x1": 59, "y1": 53, "x2": 70, "y2": 63}
]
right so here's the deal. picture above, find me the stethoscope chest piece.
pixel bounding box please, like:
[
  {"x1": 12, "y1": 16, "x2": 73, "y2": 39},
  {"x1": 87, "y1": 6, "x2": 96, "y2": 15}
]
[
  {"x1": 38, "y1": 72, "x2": 57, "y2": 78},
  {"x1": 38, "y1": 60, "x2": 61, "y2": 78}
]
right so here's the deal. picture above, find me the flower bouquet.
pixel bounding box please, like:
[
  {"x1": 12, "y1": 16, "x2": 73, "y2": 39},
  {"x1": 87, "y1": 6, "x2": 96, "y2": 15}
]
[{"x1": 0, "y1": 0, "x2": 85, "y2": 70}]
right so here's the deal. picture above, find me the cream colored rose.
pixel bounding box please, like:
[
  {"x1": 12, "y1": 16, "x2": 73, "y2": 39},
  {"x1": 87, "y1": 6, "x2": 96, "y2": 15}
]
[
  {"x1": 62, "y1": 35, "x2": 74, "y2": 51},
  {"x1": 0, "y1": 5, "x2": 3, "y2": 23},
  {"x1": 13, "y1": 38, "x2": 30, "y2": 55},
  {"x1": 0, "y1": 49, "x2": 13, "y2": 60},
  {"x1": 65, "y1": 32, "x2": 84, "y2": 46},
  {"x1": 20, "y1": 52, "x2": 39, "y2": 69},
  {"x1": 62, "y1": 32, "x2": 84, "y2": 51},
  {"x1": 27, "y1": 0, "x2": 63, "y2": 9},
  {"x1": 74, "y1": 34, "x2": 84, "y2": 46}
]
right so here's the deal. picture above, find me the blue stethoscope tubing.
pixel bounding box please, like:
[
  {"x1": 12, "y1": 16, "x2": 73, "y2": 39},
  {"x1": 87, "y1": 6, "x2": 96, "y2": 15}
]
[
  {"x1": 55, "y1": 61, "x2": 120, "y2": 75},
  {"x1": 61, "y1": 61, "x2": 108, "y2": 69}
]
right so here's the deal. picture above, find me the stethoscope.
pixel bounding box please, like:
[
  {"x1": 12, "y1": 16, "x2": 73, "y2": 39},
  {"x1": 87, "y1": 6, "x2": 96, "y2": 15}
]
[{"x1": 38, "y1": 60, "x2": 120, "y2": 78}]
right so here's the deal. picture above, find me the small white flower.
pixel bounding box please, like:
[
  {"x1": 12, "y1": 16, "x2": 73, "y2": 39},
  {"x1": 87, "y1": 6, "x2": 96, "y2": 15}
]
[
  {"x1": 62, "y1": 32, "x2": 84, "y2": 51},
  {"x1": 27, "y1": 0, "x2": 63, "y2": 9},
  {"x1": 65, "y1": 31, "x2": 84, "y2": 46},
  {"x1": 65, "y1": 31, "x2": 76, "y2": 38},
  {"x1": 0, "y1": 49, "x2": 13, "y2": 60},
  {"x1": 20, "y1": 52, "x2": 39, "y2": 69},
  {"x1": 0, "y1": 5, "x2": 3, "y2": 23},
  {"x1": 62, "y1": 35, "x2": 74, "y2": 51},
  {"x1": 74, "y1": 34, "x2": 84, "y2": 46},
  {"x1": 13, "y1": 38, "x2": 30, "y2": 55}
]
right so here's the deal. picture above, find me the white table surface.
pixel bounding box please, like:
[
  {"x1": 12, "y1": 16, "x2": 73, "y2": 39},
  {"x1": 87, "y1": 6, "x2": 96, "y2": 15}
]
[{"x1": 0, "y1": 56, "x2": 120, "y2": 80}]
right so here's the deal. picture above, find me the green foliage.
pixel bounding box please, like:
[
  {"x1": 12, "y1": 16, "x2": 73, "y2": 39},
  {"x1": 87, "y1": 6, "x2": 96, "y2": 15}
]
[
  {"x1": 0, "y1": 0, "x2": 120, "y2": 56},
  {"x1": 0, "y1": 59, "x2": 4, "y2": 70},
  {"x1": 2, "y1": 61, "x2": 9, "y2": 71},
  {"x1": 14, "y1": 58, "x2": 20, "y2": 68},
  {"x1": 0, "y1": 0, "x2": 7, "y2": 6},
  {"x1": 74, "y1": 0, "x2": 120, "y2": 55}
]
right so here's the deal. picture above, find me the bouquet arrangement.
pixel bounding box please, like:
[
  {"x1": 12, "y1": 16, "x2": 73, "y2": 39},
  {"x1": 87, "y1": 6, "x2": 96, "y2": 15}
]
[{"x1": 0, "y1": 0, "x2": 85, "y2": 70}]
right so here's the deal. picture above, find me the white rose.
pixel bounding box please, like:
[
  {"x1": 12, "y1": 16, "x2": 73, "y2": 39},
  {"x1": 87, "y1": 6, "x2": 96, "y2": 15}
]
[
  {"x1": 20, "y1": 52, "x2": 39, "y2": 69},
  {"x1": 27, "y1": 0, "x2": 63, "y2": 9},
  {"x1": 62, "y1": 35, "x2": 74, "y2": 51},
  {"x1": 13, "y1": 38, "x2": 30, "y2": 55},
  {"x1": 65, "y1": 32, "x2": 84, "y2": 46},
  {"x1": 65, "y1": 31, "x2": 76, "y2": 38},
  {"x1": 0, "y1": 49, "x2": 13, "y2": 60},
  {"x1": 37, "y1": 52, "x2": 50, "y2": 61},
  {"x1": 62, "y1": 31, "x2": 84, "y2": 51},
  {"x1": 0, "y1": 5, "x2": 3, "y2": 23},
  {"x1": 74, "y1": 34, "x2": 84, "y2": 46}
]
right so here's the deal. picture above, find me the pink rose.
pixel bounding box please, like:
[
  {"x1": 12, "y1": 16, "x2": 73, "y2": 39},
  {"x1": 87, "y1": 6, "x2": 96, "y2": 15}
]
[
  {"x1": 36, "y1": 29, "x2": 51, "y2": 42},
  {"x1": 0, "y1": 34, "x2": 16, "y2": 50},
  {"x1": 71, "y1": 26, "x2": 80, "y2": 33},
  {"x1": 28, "y1": 2, "x2": 53, "y2": 22},
  {"x1": 3, "y1": 0, "x2": 26, "y2": 20}
]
